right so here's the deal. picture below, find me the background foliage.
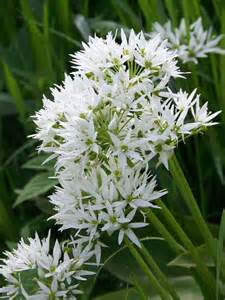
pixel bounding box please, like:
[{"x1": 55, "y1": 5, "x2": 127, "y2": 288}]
[{"x1": 0, "y1": 0, "x2": 225, "y2": 298}]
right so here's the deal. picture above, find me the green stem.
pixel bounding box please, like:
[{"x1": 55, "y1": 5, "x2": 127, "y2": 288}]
[
  {"x1": 125, "y1": 238, "x2": 168, "y2": 300},
  {"x1": 194, "y1": 137, "x2": 206, "y2": 218},
  {"x1": 169, "y1": 155, "x2": 216, "y2": 261},
  {"x1": 156, "y1": 200, "x2": 216, "y2": 297},
  {"x1": 144, "y1": 209, "x2": 184, "y2": 254},
  {"x1": 140, "y1": 243, "x2": 180, "y2": 300},
  {"x1": 131, "y1": 274, "x2": 148, "y2": 300}
]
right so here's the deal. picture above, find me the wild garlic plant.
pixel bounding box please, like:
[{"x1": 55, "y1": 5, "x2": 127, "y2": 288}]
[{"x1": 0, "y1": 21, "x2": 223, "y2": 299}]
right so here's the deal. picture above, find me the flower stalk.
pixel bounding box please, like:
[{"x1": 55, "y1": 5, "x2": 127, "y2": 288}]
[
  {"x1": 144, "y1": 209, "x2": 185, "y2": 254},
  {"x1": 169, "y1": 155, "x2": 216, "y2": 261},
  {"x1": 125, "y1": 238, "x2": 168, "y2": 300},
  {"x1": 139, "y1": 243, "x2": 180, "y2": 300},
  {"x1": 156, "y1": 200, "x2": 216, "y2": 297}
]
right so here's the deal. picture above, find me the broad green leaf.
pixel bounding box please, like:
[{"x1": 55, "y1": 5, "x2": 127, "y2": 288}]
[
  {"x1": 168, "y1": 243, "x2": 215, "y2": 269},
  {"x1": 93, "y1": 277, "x2": 202, "y2": 300},
  {"x1": 103, "y1": 237, "x2": 188, "y2": 285},
  {"x1": 14, "y1": 172, "x2": 57, "y2": 207}
]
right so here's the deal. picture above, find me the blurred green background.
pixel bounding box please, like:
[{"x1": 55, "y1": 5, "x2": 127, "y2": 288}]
[{"x1": 0, "y1": 0, "x2": 225, "y2": 298}]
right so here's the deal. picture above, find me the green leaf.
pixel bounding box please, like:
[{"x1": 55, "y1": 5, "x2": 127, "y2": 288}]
[
  {"x1": 20, "y1": 0, "x2": 52, "y2": 77},
  {"x1": 2, "y1": 63, "x2": 26, "y2": 123},
  {"x1": 93, "y1": 277, "x2": 202, "y2": 300},
  {"x1": 110, "y1": 0, "x2": 141, "y2": 30},
  {"x1": 22, "y1": 154, "x2": 54, "y2": 170},
  {"x1": 74, "y1": 14, "x2": 90, "y2": 41},
  {"x1": 93, "y1": 288, "x2": 139, "y2": 300},
  {"x1": 56, "y1": 0, "x2": 70, "y2": 34},
  {"x1": 20, "y1": 269, "x2": 39, "y2": 295},
  {"x1": 0, "y1": 140, "x2": 36, "y2": 172},
  {"x1": 217, "y1": 210, "x2": 225, "y2": 299},
  {"x1": 14, "y1": 172, "x2": 57, "y2": 207},
  {"x1": 89, "y1": 20, "x2": 127, "y2": 35},
  {"x1": 0, "y1": 93, "x2": 17, "y2": 116},
  {"x1": 168, "y1": 243, "x2": 215, "y2": 269},
  {"x1": 103, "y1": 237, "x2": 188, "y2": 285}
]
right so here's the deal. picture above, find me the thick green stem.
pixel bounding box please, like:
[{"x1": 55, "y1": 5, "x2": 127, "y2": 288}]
[
  {"x1": 131, "y1": 274, "x2": 148, "y2": 300},
  {"x1": 125, "y1": 238, "x2": 168, "y2": 300},
  {"x1": 140, "y1": 243, "x2": 180, "y2": 300},
  {"x1": 156, "y1": 200, "x2": 216, "y2": 298},
  {"x1": 144, "y1": 209, "x2": 184, "y2": 255},
  {"x1": 169, "y1": 155, "x2": 216, "y2": 261}
]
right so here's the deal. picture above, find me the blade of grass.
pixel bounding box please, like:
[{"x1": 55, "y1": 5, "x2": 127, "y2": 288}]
[
  {"x1": 2, "y1": 62, "x2": 26, "y2": 124},
  {"x1": 56, "y1": 0, "x2": 70, "y2": 35},
  {"x1": 20, "y1": 0, "x2": 52, "y2": 80},
  {"x1": 164, "y1": 0, "x2": 178, "y2": 26},
  {"x1": 35, "y1": 22, "x2": 81, "y2": 47},
  {"x1": 181, "y1": 0, "x2": 190, "y2": 32},
  {"x1": 192, "y1": 0, "x2": 201, "y2": 18},
  {"x1": 219, "y1": 5, "x2": 225, "y2": 122},
  {"x1": 138, "y1": 0, "x2": 158, "y2": 30},
  {"x1": 42, "y1": 0, "x2": 54, "y2": 82},
  {"x1": 110, "y1": 0, "x2": 141, "y2": 31}
]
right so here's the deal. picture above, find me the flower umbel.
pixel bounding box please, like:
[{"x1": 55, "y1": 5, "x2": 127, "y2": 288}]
[
  {"x1": 0, "y1": 232, "x2": 94, "y2": 300},
  {"x1": 152, "y1": 18, "x2": 225, "y2": 64}
]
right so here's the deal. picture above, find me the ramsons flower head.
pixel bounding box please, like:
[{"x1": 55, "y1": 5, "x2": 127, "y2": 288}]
[
  {"x1": 152, "y1": 18, "x2": 225, "y2": 63},
  {"x1": 0, "y1": 232, "x2": 94, "y2": 300},
  {"x1": 30, "y1": 28, "x2": 220, "y2": 271},
  {"x1": 50, "y1": 160, "x2": 167, "y2": 250}
]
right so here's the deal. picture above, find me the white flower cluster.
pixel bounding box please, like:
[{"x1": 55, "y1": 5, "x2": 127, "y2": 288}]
[
  {"x1": 0, "y1": 26, "x2": 222, "y2": 299},
  {"x1": 32, "y1": 28, "x2": 220, "y2": 253},
  {"x1": 0, "y1": 232, "x2": 94, "y2": 299},
  {"x1": 152, "y1": 18, "x2": 225, "y2": 63}
]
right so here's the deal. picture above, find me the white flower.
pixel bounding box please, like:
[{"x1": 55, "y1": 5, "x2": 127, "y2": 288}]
[
  {"x1": 49, "y1": 160, "x2": 166, "y2": 255},
  {"x1": 192, "y1": 98, "x2": 221, "y2": 127},
  {"x1": 117, "y1": 209, "x2": 147, "y2": 247},
  {"x1": 0, "y1": 232, "x2": 94, "y2": 299},
  {"x1": 152, "y1": 18, "x2": 225, "y2": 63},
  {"x1": 72, "y1": 29, "x2": 182, "y2": 79}
]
